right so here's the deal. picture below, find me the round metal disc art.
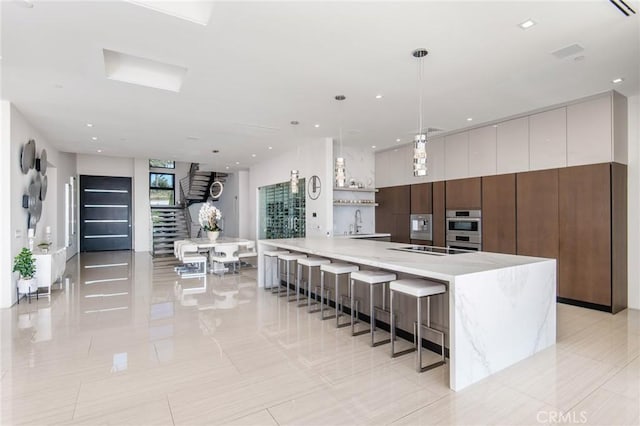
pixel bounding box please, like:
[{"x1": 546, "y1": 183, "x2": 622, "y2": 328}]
[
  {"x1": 209, "y1": 181, "x2": 224, "y2": 199},
  {"x1": 26, "y1": 178, "x2": 39, "y2": 212},
  {"x1": 28, "y1": 214, "x2": 37, "y2": 230},
  {"x1": 37, "y1": 149, "x2": 48, "y2": 175},
  {"x1": 20, "y1": 139, "x2": 36, "y2": 174},
  {"x1": 40, "y1": 175, "x2": 48, "y2": 200},
  {"x1": 33, "y1": 199, "x2": 42, "y2": 221}
]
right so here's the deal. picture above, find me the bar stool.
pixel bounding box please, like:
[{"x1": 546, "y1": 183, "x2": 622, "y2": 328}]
[
  {"x1": 277, "y1": 253, "x2": 307, "y2": 299},
  {"x1": 296, "y1": 257, "x2": 331, "y2": 309},
  {"x1": 263, "y1": 250, "x2": 289, "y2": 291},
  {"x1": 319, "y1": 263, "x2": 359, "y2": 326},
  {"x1": 390, "y1": 278, "x2": 447, "y2": 372},
  {"x1": 349, "y1": 270, "x2": 397, "y2": 347}
]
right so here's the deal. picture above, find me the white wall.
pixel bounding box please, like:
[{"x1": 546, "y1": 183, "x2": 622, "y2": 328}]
[
  {"x1": 237, "y1": 170, "x2": 250, "y2": 239},
  {"x1": 333, "y1": 142, "x2": 376, "y2": 235},
  {"x1": 627, "y1": 94, "x2": 639, "y2": 310},
  {"x1": 133, "y1": 159, "x2": 151, "y2": 252},
  {"x1": 77, "y1": 153, "x2": 134, "y2": 177},
  {"x1": 0, "y1": 101, "x2": 12, "y2": 309},
  {"x1": 2, "y1": 103, "x2": 77, "y2": 308},
  {"x1": 248, "y1": 138, "x2": 333, "y2": 240},
  {"x1": 216, "y1": 172, "x2": 239, "y2": 237}
]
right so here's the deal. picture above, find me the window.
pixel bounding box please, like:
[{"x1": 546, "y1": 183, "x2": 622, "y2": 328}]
[
  {"x1": 149, "y1": 173, "x2": 175, "y2": 206},
  {"x1": 149, "y1": 159, "x2": 175, "y2": 169}
]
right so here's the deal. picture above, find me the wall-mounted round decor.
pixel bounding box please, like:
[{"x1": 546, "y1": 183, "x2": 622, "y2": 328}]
[
  {"x1": 40, "y1": 175, "x2": 48, "y2": 200},
  {"x1": 36, "y1": 148, "x2": 48, "y2": 175},
  {"x1": 28, "y1": 213, "x2": 37, "y2": 230},
  {"x1": 32, "y1": 198, "x2": 42, "y2": 221},
  {"x1": 308, "y1": 175, "x2": 321, "y2": 200},
  {"x1": 209, "y1": 181, "x2": 224, "y2": 199},
  {"x1": 20, "y1": 139, "x2": 36, "y2": 174}
]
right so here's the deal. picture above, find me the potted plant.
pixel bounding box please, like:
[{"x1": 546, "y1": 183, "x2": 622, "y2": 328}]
[
  {"x1": 198, "y1": 202, "x2": 223, "y2": 241},
  {"x1": 13, "y1": 247, "x2": 37, "y2": 295}
]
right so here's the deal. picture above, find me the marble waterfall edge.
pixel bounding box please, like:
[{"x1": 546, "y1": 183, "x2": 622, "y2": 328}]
[{"x1": 449, "y1": 259, "x2": 557, "y2": 391}]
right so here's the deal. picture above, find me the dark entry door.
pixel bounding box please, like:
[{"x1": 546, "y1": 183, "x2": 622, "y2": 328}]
[{"x1": 80, "y1": 175, "x2": 132, "y2": 252}]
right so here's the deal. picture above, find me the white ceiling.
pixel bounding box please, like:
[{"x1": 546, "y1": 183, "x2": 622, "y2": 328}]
[{"x1": 2, "y1": 1, "x2": 639, "y2": 171}]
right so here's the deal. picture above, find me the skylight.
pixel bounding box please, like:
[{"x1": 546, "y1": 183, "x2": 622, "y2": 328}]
[
  {"x1": 125, "y1": 1, "x2": 214, "y2": 26},
  {"x1": 103, "y1": 49, "x2": 187, "y2": 92}
]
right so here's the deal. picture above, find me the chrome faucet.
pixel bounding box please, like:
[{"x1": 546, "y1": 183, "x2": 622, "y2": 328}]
[{"x1": 354, "y1": 209, "x2": 362, "y2": 234}]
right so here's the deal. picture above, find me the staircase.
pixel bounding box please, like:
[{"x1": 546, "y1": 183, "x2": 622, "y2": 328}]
[
  {"x1": 151, "y1": 163, "x2": 228, "y2": 257},
  {"x1": 151, "y1": 206, "x2": 189, "y2": 256}
]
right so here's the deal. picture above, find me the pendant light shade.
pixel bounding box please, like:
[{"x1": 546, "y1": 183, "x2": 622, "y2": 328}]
[
  {"x1": 412, "y1": 48, "x2": 429, "y2": 177},
  {"x1": 413, "y1": 134, "x2": 427, "y2": 177},
  {"x1": 335, "y1": 157, "x2": 346, "y2": 188},
  {"x1": 290, "y1": 169, "x2": 299, "y2": 194}
]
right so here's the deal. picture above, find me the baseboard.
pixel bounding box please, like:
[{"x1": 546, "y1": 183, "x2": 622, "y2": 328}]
[{"x1": 557, "y1": 297, "x2": 612, "y2": 313}]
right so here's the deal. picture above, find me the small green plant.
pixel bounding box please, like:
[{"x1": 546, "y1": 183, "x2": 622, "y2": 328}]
[{"x1": 13, "y1": 248, "x2": 36, "y2": 279}]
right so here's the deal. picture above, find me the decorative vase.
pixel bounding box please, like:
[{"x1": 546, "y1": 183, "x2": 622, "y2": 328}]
[
  {"x1": 207, "y1": 231, "x2": 220, "y2": 241},
  {"x1": 18, "y1": 278, "x2": 36, "y2": 295}
]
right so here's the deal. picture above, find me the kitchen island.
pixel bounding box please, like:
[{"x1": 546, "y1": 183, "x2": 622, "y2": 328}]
[{"x1": 258, "y1": 237, "x2": 556, "y2": 391}]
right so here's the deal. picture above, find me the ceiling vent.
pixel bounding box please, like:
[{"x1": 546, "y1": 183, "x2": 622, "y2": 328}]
[{"x1": 551, "y1": 43, "x2": 585, "y2": 60}]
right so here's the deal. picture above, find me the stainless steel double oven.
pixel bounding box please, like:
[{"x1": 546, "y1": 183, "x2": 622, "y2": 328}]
[{"x1": 446, "y1": 209, "x2": 482, "y2": 251}]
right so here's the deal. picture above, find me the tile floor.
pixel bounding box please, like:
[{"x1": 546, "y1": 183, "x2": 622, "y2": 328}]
[{"x1": 1, "y1": 251, "x2": 639, "y2": 425}]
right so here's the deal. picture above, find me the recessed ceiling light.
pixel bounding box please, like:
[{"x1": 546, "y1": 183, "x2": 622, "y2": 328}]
[
  {"x1": 225, "y1": 166, "x2": 229, "y2": 170},
  {"x1": 519, "y1": 19, "x2": 536, "y2": 30},
  {"x1": 268, "y1": 146, "x2": 273, "y2": 150},
  {"x1": 235, "y1": 161, "x2": 240, "y2": 165},
  {"x1": 612, "y1": 77, "x2": 624, "y2": 84},
  {"x1": 314, "y1": 124, "x2": 320, "y2": 128},
  {"x1": 396, "y1": 138, "x2": 401, "y2": 142},
  {"x1": 375, "y1": 94, "x2": 383, "y2": 99},
  {"x1": 251, "y1": 154, "x2": 256, "y2": 158},
  {"x1": 466, "y1": 118, "x2": 473, "y2": 122},
  {"x1": 86, "y1": 123, "x2": 93, "y2": 128},
  {"x1": 97, "y1": 149, "x2": 102, "y2": 153},
  {"x1": 371, "y1": 145, "x2": 377, "y2": 149},
  {"x1": 91, "y1": 136, "x2": 98, "y2": 141}
]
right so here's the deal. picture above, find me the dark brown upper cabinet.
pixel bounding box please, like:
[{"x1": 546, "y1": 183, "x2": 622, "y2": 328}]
[
  {"x1": 445, "y1": 177, "x2": 481, "y2": 210},
  {"x1": 432, "y1": 181, "x2": 446, "y2": 247},
  {"x1": 516, "y1": 169, "x2": 559, "y2": 261},
  {"x1": 376, "y1": 185, "x2": 410, "y2": 242},
  {"x1": 482, "y1": 174, "x2": 516, "y2": 254},
  {"x1": 558, "y1": 163, "x2": 627, "y2": 313},
  {"x1": 410, "y1": 183, "x2": 432, "y2": 213}
]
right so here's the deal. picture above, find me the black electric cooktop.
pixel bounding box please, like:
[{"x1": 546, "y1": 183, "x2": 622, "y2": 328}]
[{"x1": 389, "y1": 245, "x2": 470, "y2": 256}]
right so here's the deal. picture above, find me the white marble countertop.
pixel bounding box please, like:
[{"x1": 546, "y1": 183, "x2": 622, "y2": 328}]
[
  {"x1": 334, "y1": 233, "x2": 391, "y2": 239},
  {"x1": 260, "y1": 237, "x2": 552, "y2": 282}
]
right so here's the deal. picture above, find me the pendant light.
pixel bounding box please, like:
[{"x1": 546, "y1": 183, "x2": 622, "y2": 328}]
[
  {"x1": 290, "y1": 121, "x2": 300, "y2": 193},
  {"x1": 412, "y1": 48, "x2": 429, "y2": 177},
  {"x1": 334, "y1": 95, "x2": 347, "y2": 188}
]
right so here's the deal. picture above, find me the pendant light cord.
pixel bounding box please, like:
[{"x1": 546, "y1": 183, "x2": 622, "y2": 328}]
[{"x1": 417, "y1": 57, "x2": 424, "y2": 136}]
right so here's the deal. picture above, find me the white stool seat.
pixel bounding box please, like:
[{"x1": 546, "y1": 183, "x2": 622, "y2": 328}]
[
  {"x1": 351, "y1": 270, "x2": 397, "y2": 284},
  {"x1": 390, "y1": 279, "x2": 446, "y2": 298},
  {"x1": 298, "y1": 257, "x2": 331, "y2": 267},
  {"x1": 278, "y1": 253, "x2": 307, "y2": 261},
  {"x1": 321, "y1": 263, "x2": 359, "y2": 274},
  {"x1": 182, "y1": 254, "x2": 207, "y2": 262},
  {"x1": 264, "y1": 250, "x2": 290, "y2": 257}
]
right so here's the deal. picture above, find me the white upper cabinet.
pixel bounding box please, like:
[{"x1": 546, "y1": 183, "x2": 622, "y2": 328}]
[
  {"x1": 529, "y1": 107, "x2": 567, "y2": 170},
  {"x1": 496, "y1": 117, "x2": 529, "y2": 174},
  {"x1": 468, "y1": 125, "x2": 497, "y2": 177},
  {"x1": 567, "y1": 95, "x2": 612, "y2": 166},
  {"x1": 426, "y1": 135, "x2": 445, "y2": 182},
  {"x1": 445, "y1": 132, "x2": 469, "y2": 180}
]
